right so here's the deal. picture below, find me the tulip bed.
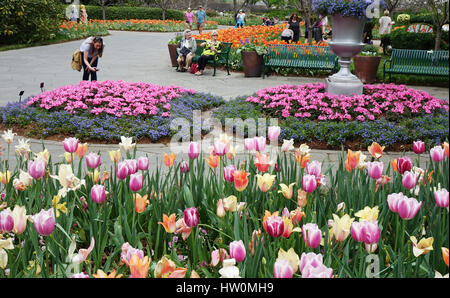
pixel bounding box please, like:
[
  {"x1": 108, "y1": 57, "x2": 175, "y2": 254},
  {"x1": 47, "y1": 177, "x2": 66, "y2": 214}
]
[
  {"x1": 89, "y1": 19, "x2": 218, "y2": 32},
  {"x1": 214, "y1": 83, "x2": 450, "y2": 148},
  {"x1": 58, "y1": 21, "x2": 109, "y2": 41},
  {"x1": 0, "y1": 132, "x2": 448, "y2": 278},
  {"x1": 1, "y1": 81, "x2": 224, "y2": 141}
]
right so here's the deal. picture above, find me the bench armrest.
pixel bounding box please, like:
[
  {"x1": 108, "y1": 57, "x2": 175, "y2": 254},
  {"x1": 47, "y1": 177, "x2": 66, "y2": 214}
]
[{"x1": 383, "y1": 57, "x2": 392, "y2": 71}]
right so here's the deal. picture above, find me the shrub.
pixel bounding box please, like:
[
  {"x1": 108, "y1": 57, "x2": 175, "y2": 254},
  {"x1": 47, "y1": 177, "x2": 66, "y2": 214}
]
[
  {"x1": 396, "y1": 14, "x2": 410, "y2": 24},
  {"x1": 0, "y1": 0, "x2": 64, "y2": 45},
  {"x1": 381, "y1": 28, "x2": 449, "y2": 51},
  {"x1": 85, "y1": 5, "x2": 184, "y2": 20}
]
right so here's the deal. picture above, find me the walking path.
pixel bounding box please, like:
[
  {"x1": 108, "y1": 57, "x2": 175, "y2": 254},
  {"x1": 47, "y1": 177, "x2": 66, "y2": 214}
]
[{"x1": 0, "y1": 30, "x2": 448, "y2": 172}]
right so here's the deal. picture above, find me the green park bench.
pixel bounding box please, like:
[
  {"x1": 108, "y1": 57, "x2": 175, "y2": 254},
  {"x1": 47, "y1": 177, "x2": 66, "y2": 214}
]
[
  {"x1": 192, "y1": 39, "x2": 232, "y2": 76},
  {"x1": 262, "y1": 44, "x2": 339, "y2": 79},
  {"x1": 383, "y1": 49, "x2": 449, "y2": 82}
]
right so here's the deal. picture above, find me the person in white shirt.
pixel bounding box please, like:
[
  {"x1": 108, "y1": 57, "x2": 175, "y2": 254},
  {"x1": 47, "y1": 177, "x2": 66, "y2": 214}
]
[
  {"x1": 281, "y1": 23, "x2": 294, "y2": 43},
  {"x1": 379, "y1": 10, "x2": 394, "y2": 35},
  {"x1": 69, "y1": 5, "x2": 79, "y2": 22},
  {"x1": 80, "y1": 36, "x2": 105, "y2": 81},
  {"x1": 176, "y1": 29, "x2": 197, "y2": 72}
]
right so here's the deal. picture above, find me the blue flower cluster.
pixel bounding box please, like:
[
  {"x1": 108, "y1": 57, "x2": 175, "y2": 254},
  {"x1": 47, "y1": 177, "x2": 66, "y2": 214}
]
[
  {"x1": 312, "y1": 0, "x2": 384, "y2": 18},
  {"x1": 0, "y1": 92, "x2": 224, "y2": 142}
]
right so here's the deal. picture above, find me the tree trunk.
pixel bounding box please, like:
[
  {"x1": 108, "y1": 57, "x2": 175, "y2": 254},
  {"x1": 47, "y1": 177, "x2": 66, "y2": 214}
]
[
  {"x1": 162, "y1": 8, "x2": 166, "y2": 20},
  {"x1": 435, "y1": 26, "x2": 442, "y2": 51},
  {"x1": 102, "y1": 5, "x2": 106, "y2": 20}
]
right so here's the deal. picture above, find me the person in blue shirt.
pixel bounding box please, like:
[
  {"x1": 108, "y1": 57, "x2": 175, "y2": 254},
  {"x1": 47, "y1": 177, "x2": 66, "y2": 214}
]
[{"x1": 195, "y1": 6, "x2": 207, "y2": 35}]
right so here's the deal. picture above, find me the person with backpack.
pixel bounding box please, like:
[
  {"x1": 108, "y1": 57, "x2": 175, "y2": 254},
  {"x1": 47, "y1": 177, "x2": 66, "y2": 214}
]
[{"x1": 80, "y1": 36, "x2": 105, "y2": 81}]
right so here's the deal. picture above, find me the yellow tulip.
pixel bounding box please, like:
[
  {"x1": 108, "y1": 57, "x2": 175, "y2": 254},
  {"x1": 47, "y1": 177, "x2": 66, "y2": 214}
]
[
  {"x1": 278, "y1": 183, "x2": 296, "y2": 199},
  {"x1": 154, "y1": 256, "x2": 176, "y2": 278},
  {"x1": 276, "y1": 247, "x2": 299, "y2": 273},
  {"x1": 330, "y1": 214, "x2": 354, "y2": 242},
  {"x1": 411, "y1": 236, "x2": 434, "y2": 257},
  {"x1": 0, "y1": 171, "x2": 11, "y2": 185},
  {"x1": 355, "y1": 206, "x2": 379, "y2": 222},
  {"x1": 108, "y1": 149, "x2": 121, "y2": 163},
  {"x1": 223, "y1": 195, "x2": 237, "y2": 212},
  {"x1": 134, "y1": 194, "x2": 149, "y2": 213},
  {"x1": 256, "y1": 173, "x2": 276, "y2": 192}
]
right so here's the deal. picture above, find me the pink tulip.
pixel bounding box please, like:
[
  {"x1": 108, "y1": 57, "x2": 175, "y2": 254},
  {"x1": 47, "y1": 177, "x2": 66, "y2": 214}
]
[
  {"x1": 180, "y1": 161, "x2": 189, "y2": 173},
  {"x1": 129, "y1": 173, "x2": 143, "y2": 192},
  {"x1": 229, "y1": 240, "x2": 246, "y2": 263},
  {"x1": 302, "y1": 262, "x2": 333, "y2": 278},
  {"x1": 223, "y1": 165, "x2": 237, "y2": 183},
  {"x1": 274, "y1": 259, "x2": 293, "y2": 278},
  {"x1": 397, "y1": 197, "x2": 422, "y2": 220},
  {"x1": 402, "y1": 171, "x2": 417, "y2": 190},
  {"x1": 32, "y1": 208, "x2": 55, "y2": 236},
  {"x1": 121, "y1": 242, "x2": 144, "y2": 265},
  {"x1": 28, "y1": 160, "x2": 46, "y2": 179},
  {"x1": 184, "y1": 207, "x2": 199, "y2": 227},
  {"x1": 210, "y1": 248, "x2": 229, "y2": 266},
  {"x1": 282, "y1": 207, "x2": 290, "y2": 218},
  {"x1": 188, "y1": 142, "x2": 201, "y2": 160},
  {"x1": 85, "y1": 153, "x2": 101, "y2": 169},
  {"x1": 434, "y1": 188, "x2": 449, "y2": 208},
  {"x1": 72, "y1": 273, "x2": 90, "y2": 278},
  {"x1": 244, "y1": 138, "x2": 256, "y2": 151},
  {"x1": 299, "y1": 252, "x2": 324, "y2": 274},
  {"x1": 413, "y1": 141, "x2": 425, "y2": 155},
  {"x1": 0, "y1": 209, "x2": 14, "y2": 233},
  {"x1": 125, "y1": 159, "x2": 138, "y2": 175},
  {"x1": 90, "y1": 184, "x2": 106, "y2": 204},
  {"x1": 265, "y1": 215, "x2": 284, "y2": 237},
  {"x1": 213, "y1": 140, "x2": 229, "y2": 157},
  {"x1": 367, "y1": 161, "x2": 383, "y2": 180},
  {"x1": 302, "y1": 223, "x2": 322, "y2": 249},
  {"x1": 361, "y1": 221, "x2": 380, "y2": 245},
  {"x1": 397, "y1": 156, "x2": 412, "y2": 174},
  {"x1": 302, "y1": 174, "x2": 317, "y2": 194},
  {"x1": 268, "y1": 126, "x2": 281, "y2": 142},
  {"x1": 254, "y1": 136, "x2": 266, "y2": 152},
  {"x1": 387, "y1": 192, "x2": 407, "y2": 213},
  {"x1": 116, "y1": 161, "x2": 129, "y2": 180},
  {"x1": 137, "y1": 157, "x2": 149, "y2": 171},
  {"x1": 306, "y1": 160, "x2": 322, "y2": 178},
  {"x1": 350, "y1": 221, "x2": 364, "y2": 242},
  {"x1": 62, "y1": 137, "x2": 79, "y2": 153},
  {"x1": 430, "y1": 146, "x2": 445, "y2": 162}
]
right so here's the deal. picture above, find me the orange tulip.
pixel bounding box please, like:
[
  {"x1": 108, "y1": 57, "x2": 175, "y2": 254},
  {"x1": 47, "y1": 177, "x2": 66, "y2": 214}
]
[
  {"x1": 190, "y1": 270, "x2": 200, "y2": 278},
  {"x1": 92, "y1": 269, "x2": 123, "y2": 278},
  {"x1": 391, "y1": 159, "x2": 398, "y2": 172},
  {"x1": 233, "y1": 170, "x2": 250, "y2": 192},
  {"x1": 205, "y1": 154, "x2": 220, "y2": 169},
  {"x1": 254, "y1": 152, "x2": 272, "y2": 173},
  {"x1": 163, "y1": 153, "x2": 176, "y2": 167},
  {"x1": 297, "y1": 189, "x2": 308, "y2": 207},
  {"x1": 282, "y1": 217, "x2": 293, "y2": 238},
  {"x1": 443, "y1": 142, "x2": 449, "y2": 157},
  {"x1": 129, "y1": 255, "x2": 150, "y2": 278},
  {"x1": 169, "y1": 267, "x2": 188, "y2": 278},
  {"x1": 290, "y1": 207, "x2": 305, "y2": 225},
  {"x1": 442, "y1": 247, "x2": 449, "y2": 267},
  {"x1": 344, "y1": 149, "x2": 360, "y2": 173},
  {"x1": 154, "y1": 256, "x2": 176, "y2": 278},
  {"x1": 158, "y1": 213, "x2": 177, "y2": 233},
  {"x1": 368, "y1": 142, "x2": 385, "y2": 159},
  {"x1": 295, "y1": 151, "x2": 310, "y2": 168},
  {"x1": 75, "y1": 143, "x2": 87, "y2": 158},
  {"x1": 262, "y1": 210, "x2": 279, "y2": 231},
  {"x1": 134, "y1": 193, "x2": 149, "y2": 213}
]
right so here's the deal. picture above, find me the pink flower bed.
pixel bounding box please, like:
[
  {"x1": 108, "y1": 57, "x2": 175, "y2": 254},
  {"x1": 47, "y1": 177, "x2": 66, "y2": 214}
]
[
  {"x1": 246, "y1": 83, "x2": 449, "y2": 121},
  {"x1": 26, "y1": 80, "x2": 197, "y2": 118}
]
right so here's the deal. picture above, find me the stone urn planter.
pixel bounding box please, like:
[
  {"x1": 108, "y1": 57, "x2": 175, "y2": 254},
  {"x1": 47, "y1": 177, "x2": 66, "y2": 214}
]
[
  {"x1": 168, "y1": 43, "x2": 179, "y2": 67},
  {"x1": 353, "y1": 55, "x2": 381, "y2": 83},
  {"x1": 241, "y1": 51, "x2": 264, "y2": 77}
]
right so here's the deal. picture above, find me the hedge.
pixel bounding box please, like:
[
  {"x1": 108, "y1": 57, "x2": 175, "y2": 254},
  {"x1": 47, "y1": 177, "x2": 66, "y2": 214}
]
[
  {"x1": 381, "y1": 28, "x2": 449, "y2": 51},
  {"x1": 85, "y1": 5, "x2": 185, "y2": 20}
]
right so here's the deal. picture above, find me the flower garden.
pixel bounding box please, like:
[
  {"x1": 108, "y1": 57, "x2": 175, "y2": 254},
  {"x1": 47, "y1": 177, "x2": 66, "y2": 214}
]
[{"x1": 90, "y1": 19, "x2": 218, "y2": 32}]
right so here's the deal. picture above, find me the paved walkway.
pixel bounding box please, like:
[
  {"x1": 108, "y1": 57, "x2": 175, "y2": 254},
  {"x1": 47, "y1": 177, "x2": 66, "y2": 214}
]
[{"x1": 0, "y1": 30, "x2": 447, "y2": 172}]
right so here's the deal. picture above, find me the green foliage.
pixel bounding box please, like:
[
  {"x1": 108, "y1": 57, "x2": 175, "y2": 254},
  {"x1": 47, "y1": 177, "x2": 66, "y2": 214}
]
[
  {"x1": 263, "y1": 8, "x2": 298, "y2": 21},
  {"x1": 0, "y1": 0, "x2": 64, "y2": 45},
  {"x1": 236, "y1": 43, "x2": 268, "y2": 56},
  {"x1": 381, "y1": 28, "x2": 449, "y2": 51},
  {"x1": 85, "y1": 5, "x2": 184, "y2": 20},
  {"x1": 396, "y1": 14, "x2": 410, "y2": 24}
]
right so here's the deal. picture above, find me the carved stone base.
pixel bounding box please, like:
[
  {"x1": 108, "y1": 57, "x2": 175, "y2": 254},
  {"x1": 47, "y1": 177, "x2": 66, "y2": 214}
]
[{"x1": 325, "y1": 77, "x2": 363, "y2": 96}]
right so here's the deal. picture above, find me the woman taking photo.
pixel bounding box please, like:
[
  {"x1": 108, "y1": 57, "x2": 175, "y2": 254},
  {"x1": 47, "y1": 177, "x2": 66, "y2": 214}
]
[
  {"x1": 80, "y1": 36, "x2": 105, "y2": 81},
  {"x1": 195, "y1": 31, "x2": 222, "y2": 76},
  {"x1": 288, "y1": 13, "x2": 301, "y2": 42}
]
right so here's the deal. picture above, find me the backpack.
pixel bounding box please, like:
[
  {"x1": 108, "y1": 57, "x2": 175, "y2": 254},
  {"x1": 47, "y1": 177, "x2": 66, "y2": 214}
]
[
  {"x1": 71, "y1": 49, "x2": 82, "y2": 71},
  {"x1": 190, "y1": 63, "x2": 199, "y2": 74}
]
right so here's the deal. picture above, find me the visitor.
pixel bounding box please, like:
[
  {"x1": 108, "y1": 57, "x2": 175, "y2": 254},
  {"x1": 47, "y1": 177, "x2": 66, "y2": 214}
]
[
  {"x1": 319, "y1": 15, "x2": 330, "y2": 39},
  {"x1": 288, "y1": 13, "x2": 301, "y2": 42},
  {"x1": 69, "y1": 4, "x2": 79, "y2": 22},
  {"x1": 281, "y1": 23, "x2": 294, "y2": 43},
  {"x1": 80, "y1": 36, "x2": 105, "y2": 81},
  {"x1": 195, "y1": 6, "x2": 207, "y2": 35},
  {"x1": 363, "y1": 21, "x2": 374, "y2": 44},
  {"x1": 80, "y1": 5, "x2": 88, "y2": 24},
  {"x1": 185, "y1": 7, "x2": 194, "y2": 31},
  {"x1": 379, "y1": 10, "x2": 394, "y2": 35},
  {"x1": 235, "y1": 10, "x2": 246, "y2": 28},
  {"x1": 312, "y1": 16, "x2": 323, "y2": 43},
  {"x1": 195, "y1": 30, "x2": 222, "y2": 76},
  {"x1": 176, "y1": 29, "x2": 197, "y2": 72}
]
